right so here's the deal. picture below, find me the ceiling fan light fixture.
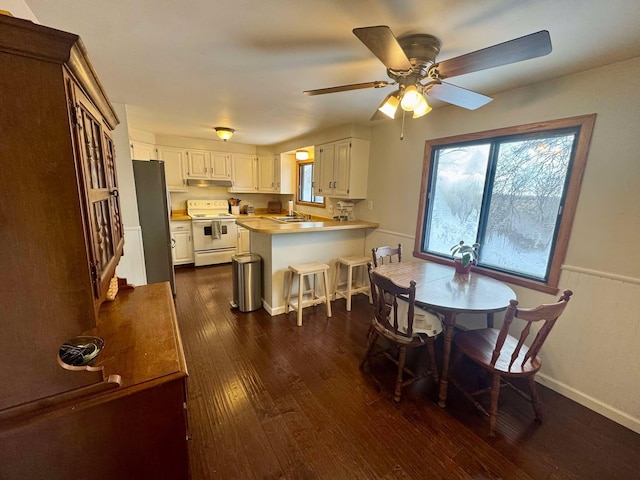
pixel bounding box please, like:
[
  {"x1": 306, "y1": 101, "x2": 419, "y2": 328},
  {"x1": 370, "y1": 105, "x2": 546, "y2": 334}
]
[
  {"x1": 400, "y1": 85, "x2": 421, "y2": 111},
  {"x1": 295, "y1": 150, "x2": 309, "y2": 160},
  {"x1": 378, "y1": 92, "x2": 400, "y2": 119},
  {"x1": 412, "y1": 95, "x2": 432, "y2": 118},
  {"x1": 215, "y1": 126, "x2": 234, "y2": 141}
]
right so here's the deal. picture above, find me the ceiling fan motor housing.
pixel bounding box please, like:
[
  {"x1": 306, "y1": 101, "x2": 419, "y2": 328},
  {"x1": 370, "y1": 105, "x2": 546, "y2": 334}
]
[{"x1": 388, "y1": 34, "x2": 441, "y2": 89}]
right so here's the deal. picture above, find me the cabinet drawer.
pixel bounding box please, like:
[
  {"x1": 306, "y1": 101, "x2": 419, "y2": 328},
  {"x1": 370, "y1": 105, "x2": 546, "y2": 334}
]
[{"x1": 170, "y1": 222, "x2": 192, "y2": 232}]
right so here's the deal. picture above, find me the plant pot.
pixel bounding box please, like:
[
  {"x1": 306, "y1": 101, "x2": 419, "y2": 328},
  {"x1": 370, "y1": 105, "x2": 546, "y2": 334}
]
[{"x1": 454, "y1": 259, "x2": 472, "y2": 274}]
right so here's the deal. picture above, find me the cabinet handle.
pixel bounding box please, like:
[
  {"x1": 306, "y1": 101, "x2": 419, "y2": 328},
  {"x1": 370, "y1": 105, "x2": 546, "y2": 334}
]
[{"x1": 171, "y1": 238, "x2": 176, "y2": 248}]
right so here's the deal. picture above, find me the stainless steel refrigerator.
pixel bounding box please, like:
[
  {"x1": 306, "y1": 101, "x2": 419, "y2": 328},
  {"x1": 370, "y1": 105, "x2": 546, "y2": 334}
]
[{"x1": 132, "y1": 160, "x2": 176, "y2": 295}]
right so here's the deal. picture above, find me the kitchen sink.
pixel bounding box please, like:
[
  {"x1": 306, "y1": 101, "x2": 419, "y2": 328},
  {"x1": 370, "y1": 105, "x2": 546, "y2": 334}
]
[{"x1": 271, "y1": 216, "x2": 307, "y2": 223}]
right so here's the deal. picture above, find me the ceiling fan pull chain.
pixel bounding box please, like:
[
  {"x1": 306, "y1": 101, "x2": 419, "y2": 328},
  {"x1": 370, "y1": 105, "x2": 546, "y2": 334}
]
[{"x1": 400, "y1": 110, "x2": 406, "y2": 141}]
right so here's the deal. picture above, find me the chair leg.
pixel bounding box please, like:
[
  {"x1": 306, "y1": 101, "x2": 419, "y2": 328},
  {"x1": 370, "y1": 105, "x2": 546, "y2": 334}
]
[
  {"x1": 393, "y1": 347, "x2": 407, "y2": 402},
  {"x1": 489, "y1": 372, "x2": 501, "y2": 437},
  {"x1": 528, "y1": 375, "x2": 543, "y2": 422},
  {"x1": 360, "y1": 331, "x2": 378, "y2": 369},
  {"x1": 426, "y1": 340, "x2": 439, "y2": 382}
]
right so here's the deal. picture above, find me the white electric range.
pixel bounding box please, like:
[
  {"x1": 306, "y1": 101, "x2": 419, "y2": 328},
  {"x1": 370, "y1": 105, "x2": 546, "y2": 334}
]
[{"x1": 187, "y1": 199, "x2": 238, "y2": 266}]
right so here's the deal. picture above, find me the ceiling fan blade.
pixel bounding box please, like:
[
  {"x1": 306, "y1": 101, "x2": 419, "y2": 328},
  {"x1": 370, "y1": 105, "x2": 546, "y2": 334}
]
[
  {"x1": 303, "y1": 80, "x2": 392, "y2": 96},
  {"x1": 353, "y1": 26, "x2": 413, "y2": 71},
  {"x1": 435, "y1": 30, "x2": 552, "y2": 79},
  {"x1": 427, "y1": 82, "x2": 492, "y2": 110}
]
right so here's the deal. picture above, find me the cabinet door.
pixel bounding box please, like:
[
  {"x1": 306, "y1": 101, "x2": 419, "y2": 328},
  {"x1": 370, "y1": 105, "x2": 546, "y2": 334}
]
[
  {"x1": 186, "y1": 149, "x2": 209, "y2": 178},
  {"x1": 257, "y1": 155, "x2": 276, "y2": 192},
  {"x1": 210, "y1": 152, "x2": 231, "y2": 179},
  {"x1": 130, "y1": 141, "x2": 156, "y2": 160},
  {"x1": 74, "y1": 85, "x2": 118, "y2": 300},
  {"x1": 172, "y1": 230, "x2": 194, "y2": 265},
  {"x1": 230, "y1": 154, "x2": 257, "y2": 192},
  {"x1": 157, "y1": 146, "x2": 188, "y2": 192},
  {"x1": 332, "y1": 140, "x2": 351, "y2": 197},
  {"x1": 318, "y1": 143, "x2": 336, "y2": 195}
]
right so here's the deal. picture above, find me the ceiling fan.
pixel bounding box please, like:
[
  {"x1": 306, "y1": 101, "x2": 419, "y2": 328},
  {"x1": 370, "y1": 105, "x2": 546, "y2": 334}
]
[{"x1": 304, "y1": 26, "x2": 552, "y2": 120}]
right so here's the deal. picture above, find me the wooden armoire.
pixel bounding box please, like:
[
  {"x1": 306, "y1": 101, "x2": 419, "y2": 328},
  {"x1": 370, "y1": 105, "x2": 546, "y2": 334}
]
[{"x1": 0, "y1": 14, "x2": 189, "y2": 479}]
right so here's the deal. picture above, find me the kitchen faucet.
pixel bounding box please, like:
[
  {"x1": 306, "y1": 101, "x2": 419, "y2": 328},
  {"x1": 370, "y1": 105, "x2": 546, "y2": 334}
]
[{"x1": 292, "y1": 210, "x2": 311, "y2": 220}]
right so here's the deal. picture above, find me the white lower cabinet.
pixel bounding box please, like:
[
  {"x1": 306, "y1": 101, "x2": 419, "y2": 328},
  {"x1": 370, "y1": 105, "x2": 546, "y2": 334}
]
[
  {"x1": 170, "y1": 221, "x2": 194, "y2": 265},
  {"x1": 236, "y1": 225, "x2": 250, "y2": 254}
]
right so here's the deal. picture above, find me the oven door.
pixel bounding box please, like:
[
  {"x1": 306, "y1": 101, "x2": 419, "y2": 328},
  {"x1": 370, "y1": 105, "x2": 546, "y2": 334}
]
[{"x1": 192, "y1": 219, "x2": 237, "y2": 251}]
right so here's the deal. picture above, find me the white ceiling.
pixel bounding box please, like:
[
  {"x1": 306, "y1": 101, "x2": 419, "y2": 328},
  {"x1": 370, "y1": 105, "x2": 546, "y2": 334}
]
[{"x1": 25, "y1": 0, "x2": 640, "y2": 146}]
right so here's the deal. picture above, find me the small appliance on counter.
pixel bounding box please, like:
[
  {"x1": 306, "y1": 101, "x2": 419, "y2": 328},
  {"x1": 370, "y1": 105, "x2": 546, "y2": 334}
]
[
  {"x1": 335, "y1": 201, "x2": 354, "y2": 221},
  {"x1": 246, "y1": 204, "x2": 255, "y2": 215}
]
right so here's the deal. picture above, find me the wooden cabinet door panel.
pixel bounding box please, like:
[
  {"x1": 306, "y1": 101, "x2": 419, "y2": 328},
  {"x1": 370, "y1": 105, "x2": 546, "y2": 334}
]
[{"x1": 210, "y1": 152, "x2": 230, "y2": 179}]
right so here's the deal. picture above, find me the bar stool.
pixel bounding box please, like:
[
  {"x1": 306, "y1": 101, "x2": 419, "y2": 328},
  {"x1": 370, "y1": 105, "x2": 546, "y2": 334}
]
[
  {"x1": 286, "y1": 262, "x2": 332, "y2": 326},
  {"x1": 332, "y1": 255, "x2": 372, "y2": 311}
]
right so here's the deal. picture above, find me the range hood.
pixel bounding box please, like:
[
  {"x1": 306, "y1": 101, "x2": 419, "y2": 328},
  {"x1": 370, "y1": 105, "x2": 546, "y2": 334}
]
[{"x1": 187, "y1": 178, "x2": 234, "y2": 188}]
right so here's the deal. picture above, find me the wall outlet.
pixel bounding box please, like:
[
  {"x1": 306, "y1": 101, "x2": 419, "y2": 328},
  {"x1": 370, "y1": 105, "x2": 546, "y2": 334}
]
[
  {"x1": 328, "y1": 205, "x2": 334, "y2": 214},
  {"x1": 367, "y1": 200, "x2": 373, "y2": 210}
]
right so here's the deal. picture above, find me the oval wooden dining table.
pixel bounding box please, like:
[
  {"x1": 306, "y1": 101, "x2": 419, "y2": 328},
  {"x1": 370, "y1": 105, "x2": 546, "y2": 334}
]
[{"x1": 373, "y1": 261, "x2": 516, "y2": 407}]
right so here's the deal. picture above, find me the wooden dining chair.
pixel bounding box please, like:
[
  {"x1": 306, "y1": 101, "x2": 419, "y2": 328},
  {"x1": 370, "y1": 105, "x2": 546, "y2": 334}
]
[
  {"x1": 451, "y1": 290, "x2": 573, "y2": 437},
  {"x1": 371, "y1": 244, "x2": 402, "y2": 267},
  {"x1": 360, "y1": 264, "x2": 441, "y2": 402}
]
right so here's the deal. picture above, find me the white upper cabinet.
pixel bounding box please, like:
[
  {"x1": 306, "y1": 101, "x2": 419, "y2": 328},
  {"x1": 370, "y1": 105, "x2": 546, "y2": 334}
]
[
  {"x1": 186, "y1": 150, "x2": 231, "y2": 180},
  {"x1": 156, "y1": 146, "x2": 188, "y2": 192},
  {"x1": 130, "y1": 141, "x2": 156, "y2": 161},
  {"x1": 210, "y1": 152, "x2": 231, "y2": 179},
  {"x1": 314, "y1": 138, "x2": 369, "y2": 199},
  {"x1": 258, "y1": 154, "x2": 293, "y2": 194},
  {"x1": 185, "y1": 149, "x2": 209, "y2": 178},
  {"x1": 230, "y1": 154, "x2": 258, "y2": 192},
  {"x1": 257, "y1": 154, "x2": 277, "y2": 192}
]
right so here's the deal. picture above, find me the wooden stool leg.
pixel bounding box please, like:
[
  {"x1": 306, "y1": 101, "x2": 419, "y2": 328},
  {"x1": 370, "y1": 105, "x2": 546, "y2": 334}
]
[
  {"x1": 332, "y1": 261, "x2": 340, "y2": 301},
  {"x1": 323, "y1": 270, "x2": 332, "y2": 318},
  {"x1": 286, "y1": 270, "x2": 294, "y2": 314},
  {"x1": 297, "y1": 272, "x2": 304, "y2": 327},
  {"x1": 346, "y1": 264, "x2": 354, "y2": 311}
]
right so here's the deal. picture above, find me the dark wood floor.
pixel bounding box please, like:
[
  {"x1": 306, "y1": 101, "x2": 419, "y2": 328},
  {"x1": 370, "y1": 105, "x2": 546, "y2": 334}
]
[{"x1": 174, "y1": 264, "x2": 640, "y2": 479}]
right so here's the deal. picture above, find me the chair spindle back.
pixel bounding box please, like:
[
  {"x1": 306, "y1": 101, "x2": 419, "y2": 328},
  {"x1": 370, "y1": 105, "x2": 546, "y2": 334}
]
[{"x1": 372, "y1": 244, "x2": 402, "y2": 268}]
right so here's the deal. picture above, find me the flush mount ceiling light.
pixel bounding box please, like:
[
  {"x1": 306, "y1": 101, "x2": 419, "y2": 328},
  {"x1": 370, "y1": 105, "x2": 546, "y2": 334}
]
[
  {"x1": 214, "y1": 127, "x2": 234, "y2": 141},
  {"x1": 295, "y1": 150, "x2": 309, "y2": 160}
]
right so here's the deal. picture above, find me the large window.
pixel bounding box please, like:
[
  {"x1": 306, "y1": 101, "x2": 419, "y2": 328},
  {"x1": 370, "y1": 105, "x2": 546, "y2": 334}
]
[
  {"x1": 297, "y1": 160, "x2": 324, "y2": 207},
  {"x1": 415, "y1": 115, "x2": 596, "y2": 293}
]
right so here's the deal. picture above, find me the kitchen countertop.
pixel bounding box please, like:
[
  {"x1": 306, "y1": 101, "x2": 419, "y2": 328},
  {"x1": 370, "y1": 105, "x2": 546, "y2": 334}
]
[
  {"x1": 235, "y1": 215, "x2": 379, "y2": 234},
  {"x1": 170, "y1": 210, "x2": 191, "y2": 221}
]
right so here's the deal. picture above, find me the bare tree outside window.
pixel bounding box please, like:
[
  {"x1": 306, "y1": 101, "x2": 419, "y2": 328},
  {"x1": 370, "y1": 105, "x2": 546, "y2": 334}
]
[{"x1": 416, "y1": 115, "x2": 596, "y2": 292}]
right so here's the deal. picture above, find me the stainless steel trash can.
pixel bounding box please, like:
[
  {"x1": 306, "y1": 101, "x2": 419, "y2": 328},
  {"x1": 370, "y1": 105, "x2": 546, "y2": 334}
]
[{"x1": 231, "y1": 254, "x2": 262, "y2": 312}]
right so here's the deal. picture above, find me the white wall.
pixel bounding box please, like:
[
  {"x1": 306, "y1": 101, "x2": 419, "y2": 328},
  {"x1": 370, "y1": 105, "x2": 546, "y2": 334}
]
[
  {"x1": 360, "y1": 57, "x2": 640, "y2": 432},
  {"x1": 0, "y1": 0, "x2": 37, "y2": 21},
  {"x1": 112, "y1": 103, "x2": 146, "y2": 286}
]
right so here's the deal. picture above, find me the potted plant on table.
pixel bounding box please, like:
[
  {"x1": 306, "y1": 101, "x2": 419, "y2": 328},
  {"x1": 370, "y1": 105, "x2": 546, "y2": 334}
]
[{"x1": 450, "y1": 240, "x2": 479, "y2": 274}]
